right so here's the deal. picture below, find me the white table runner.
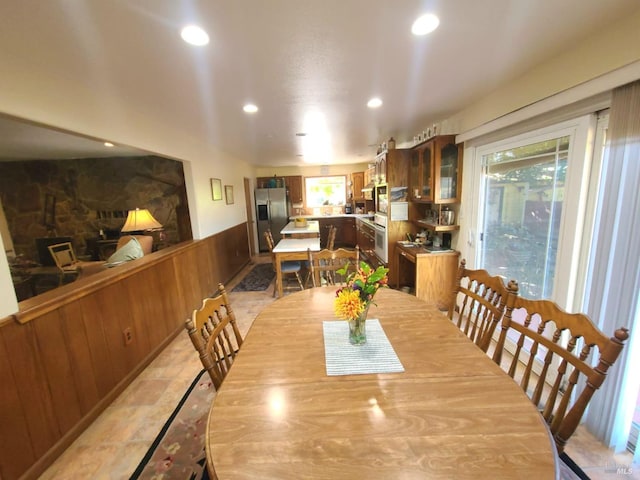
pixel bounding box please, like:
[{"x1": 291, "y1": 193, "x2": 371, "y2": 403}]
[{"x1": 322, "y1": 319, "x2": 404, "y2": 376}]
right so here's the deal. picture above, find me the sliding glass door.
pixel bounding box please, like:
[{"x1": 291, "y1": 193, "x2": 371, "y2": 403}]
[{"x1": 480, "y1": 136, "x2": 569, "y2": 299}]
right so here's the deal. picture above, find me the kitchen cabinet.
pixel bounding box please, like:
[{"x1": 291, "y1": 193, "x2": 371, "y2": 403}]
[
  {"x1": 351, "y1": 171, "x2": 364, "y2": 200},
  {"x1": 356, "y1": 218, "x2": 375, "y2": 259},
  {"x1": 375, "y1": 153, "x2": 387, "y2": 184},
  {"x1": 284, "y1": 175, "x2": 304, "y2": 204},
  {"x1": 409, "y1": 142, "x2": 433, "y2": 202},
  {"x1": 256, "y1": 176, "x2": 285, "y2": 189},
  {"x1": 410, "y1": 135, "x2": 462, "y2": 204},
  {"x1": 375, "y1": 148, "x2": 413, "y2": 286},
  {"x1": 317, "y1": 217, "x2": 356, "y2": 248},
  {"x1": 408, "y1": 135, "x2": 462, "y2": 233},
  {"x1": 395, "y1": 243, "x2": 460, "y2": 310}
]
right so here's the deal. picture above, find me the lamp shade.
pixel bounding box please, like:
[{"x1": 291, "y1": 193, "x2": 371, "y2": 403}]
[{"x1": 121, "y1": 208, "x2": 163, "y2": 232}]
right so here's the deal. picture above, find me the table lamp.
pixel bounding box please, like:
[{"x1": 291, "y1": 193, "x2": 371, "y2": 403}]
[{"x1": 121, "y1": 208, "x2": 163, "y2": 234}]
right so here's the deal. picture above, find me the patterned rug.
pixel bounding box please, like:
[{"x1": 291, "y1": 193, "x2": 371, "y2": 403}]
[
  {"x1": 129, "y1": 370, "x2": 213, "y2": 480},
  {"x1": 131, "y1": 369, "x2": 589, "y2": 480},
  {"x1": 231, "y1": 263, "x2": 274, "y2": 292}
]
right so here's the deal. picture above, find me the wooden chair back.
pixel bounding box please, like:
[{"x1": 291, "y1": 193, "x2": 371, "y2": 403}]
[
  {"x1": 48, "y1": 242, "x2": 78, "y2": 269},
  {"x1": 48, "y1": 242, "x2": 80, "y2": 284},
  {"x1": 492, "y1": 289, "x2": 629, "y2": 453},
  {"x1": 308, "y1": 247, "x2": 360, "y2": 287},
  {"x1": 448, "y1": 259, "x2": 516, "y2": 352},
  {"x1": 185, "y1": 283, "x2": 244, "y2": 390},
  {"x1": 326, "y1": 225, "x2": 337, "y2": 250}
]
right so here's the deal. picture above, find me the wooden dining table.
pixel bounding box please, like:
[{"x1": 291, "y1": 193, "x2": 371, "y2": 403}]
[
  {"x1": 271, "y1": 237, "x2": 320, "y2": 297},
  {"x1": 205, "y1": 288, "x2": 558, "y2": 479}
]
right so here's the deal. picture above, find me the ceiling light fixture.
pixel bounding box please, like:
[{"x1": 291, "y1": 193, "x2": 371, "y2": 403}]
[
  {"x1": 367, "y1": 98, "x2": 383, "y2": 109},
  {"x1": 243, "y1": 104, "x2": 258, "y2": 113},
  {"x1": 411, "y1": 13, "x2": 440, "y2": 36},
  {"x1": 104, "y1": 142, "x2": 114, "y2": 147},
  {"x1": 181, "y1": 25, "x2": 210, "y2": 46}
]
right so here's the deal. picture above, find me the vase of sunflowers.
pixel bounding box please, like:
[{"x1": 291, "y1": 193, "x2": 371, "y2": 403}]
[{"x1": 334, "y1": 261, "x2": 389, "y2": 345}]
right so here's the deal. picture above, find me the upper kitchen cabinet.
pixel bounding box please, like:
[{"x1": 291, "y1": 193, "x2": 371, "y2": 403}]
[
  {"x1": 379, "y1": 148, "x2": 410, "y2": 188},
  {"x1": 410, "y1": 135, "x2": 462, "y2": 204},
  {"x1": 410, "y1": 142, "x2": 433, "y2": 202},
  {"x1": 284, "y1": 175, "x2": 304, "y2": 204},
  {"x1": 351, "y1": 171, "x2": 364, "y2": 200}
]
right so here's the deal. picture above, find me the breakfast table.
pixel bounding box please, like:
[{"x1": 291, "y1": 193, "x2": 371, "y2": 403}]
[
  {"x1": 205, "y1": 287, "x2": 559, "y2": 479},
  {"x1": 271, "y1": 237, "x2": 321, "y2": 297}
]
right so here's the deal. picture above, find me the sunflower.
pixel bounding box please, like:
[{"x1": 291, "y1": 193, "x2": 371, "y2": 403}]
[{"x1": 334, "y1": 288, "x2": 365, "y2": 320}]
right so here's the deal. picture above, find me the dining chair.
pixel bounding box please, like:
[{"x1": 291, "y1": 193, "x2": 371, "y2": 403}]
[
  {"x1": 185, "y1": 283, "x2": 244, "y2": 390},
  {"x1": 492, "y1": 287, "x2": 629, "y2": 453},
  {"x1": 448, "y1": 259, "x2": 516, "y2": 353},
  {"x1": 264, "y1": 229, "x2": 304, "y2": 297},
  {"x1": 47, "y1": 242, "x2": 81, "y2": 285},
  {"x1": 307, "y1": 247, "x2": 360, "y2": 287},
  {"x1": 326, "y1": 225, "x2": 337, "y2": 250}
]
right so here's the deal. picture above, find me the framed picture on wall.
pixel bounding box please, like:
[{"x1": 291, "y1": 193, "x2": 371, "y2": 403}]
[
  {"x1": 225, "y1": 185, "x2": 234, "y2": 204},
  {"x1": 211, "y1": 178, "x2": 222, "y2": 201}
]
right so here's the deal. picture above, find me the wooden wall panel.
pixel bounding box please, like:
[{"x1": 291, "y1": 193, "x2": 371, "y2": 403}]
[
  {"x1": 0, "y1": 224, "x2": 250, "y2": 480},
  {"x1": 1, "y1": 320, "x2": 59, "y2": 457},
  {"x1": 34, "y1": 309, "x2": 84, "y2": 435},
  {"x1": 0, "y1": 329, "x2": 36, "y2": 480},
  {"x1": 78, "y1": 295, "x2": 118, "y2": 397},
  {"x1": 59, "y1": 301, "x2": 101, "y2": 415}
]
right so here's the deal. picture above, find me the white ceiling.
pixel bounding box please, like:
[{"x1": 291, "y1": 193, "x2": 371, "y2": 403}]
[{"x1": 0, "y1": 0, "x2": 639, "y2": 165}]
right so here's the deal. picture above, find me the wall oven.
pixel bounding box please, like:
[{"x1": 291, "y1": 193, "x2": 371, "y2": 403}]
[{"x1": 374, "y1": 213, "x2": 388, "y2": 263}]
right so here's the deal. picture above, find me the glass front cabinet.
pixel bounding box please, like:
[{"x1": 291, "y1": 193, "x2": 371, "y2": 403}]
[{"x1": 410, "y1": 135, "x2": 461, "y2": 204}]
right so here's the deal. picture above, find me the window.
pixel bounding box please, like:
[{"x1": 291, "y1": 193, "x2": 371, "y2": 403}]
[
  {"x1": 480, "y1": 136, "x2": 569, "y2": 298},
  {"x1": 473, "y1": 115, "x2": 595, "y2": 308},
  {"x1": 305, "y1": 176, "x2": 347, "y2": 207}
]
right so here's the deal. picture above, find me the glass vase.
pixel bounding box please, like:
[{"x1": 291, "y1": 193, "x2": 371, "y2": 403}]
[{"x1": 349, "y1": 305, "x2": 369, "y2": 345}]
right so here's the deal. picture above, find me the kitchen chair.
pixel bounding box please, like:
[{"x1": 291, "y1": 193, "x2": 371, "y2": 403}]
[
  {"x1": 492, "y1": 289, "x2": 629, "y2": 453},
  {"x1": 47, "y1": 242, "x2": 81, "y2": 285},
  {"x1": 264, "y1": 229, "x2": 304, "y2": 297},
  {"x1": 307, "y1": 247, "x2": 360, "y2": 287},
  {"x1": 448, "y1": 258, "x2": 517, "y2": 352},
  {"x1": 185, "y1": 283, "x2": 244, "y2": 390},
  {"x1": 326, "y1": 225, "x2": 337, "y2": 250}
]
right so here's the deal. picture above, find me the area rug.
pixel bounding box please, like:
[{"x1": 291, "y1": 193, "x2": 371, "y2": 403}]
[
  {"x1": 231, "y1": 263, "x2": 274, "y2": 292},
  {"x1": 129, "y1": 369, "x2": 213, "y2": 480},
  {"x1": 130, "y1": 369, "x2": 591, "y2": 480}
]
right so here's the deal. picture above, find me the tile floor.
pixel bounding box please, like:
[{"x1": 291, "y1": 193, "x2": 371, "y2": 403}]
[{"x1": 38, "y1": 255, "x2": 639, "y2": 479}]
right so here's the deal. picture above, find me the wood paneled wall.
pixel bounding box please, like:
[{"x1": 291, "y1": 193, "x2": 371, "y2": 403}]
[{"x1": 0, "y1": 223, "x2": 250, "y2": 480}]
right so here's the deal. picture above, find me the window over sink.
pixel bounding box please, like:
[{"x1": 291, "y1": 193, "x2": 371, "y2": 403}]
[{"x1": 305, "y1": 176, "x2": 347, "y2": 207}]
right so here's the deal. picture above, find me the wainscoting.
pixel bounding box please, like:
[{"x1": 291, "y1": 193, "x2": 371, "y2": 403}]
[{"x1": 0, "y1": 223, "x2": 250, "y2": 480}]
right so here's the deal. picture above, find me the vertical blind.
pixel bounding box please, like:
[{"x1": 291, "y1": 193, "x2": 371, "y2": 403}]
[{"x1": 584, "y1": 80, "x2": 640, "y2": 452}]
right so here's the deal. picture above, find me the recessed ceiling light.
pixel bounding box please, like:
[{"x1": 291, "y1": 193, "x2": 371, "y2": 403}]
[
  {"x1": 181, "y1": 25, "x2": 209, "y2": 46},
  {"x1": 367, "y1": 98, "x2": 383, "y2": 109},
  {"x1": 104, "y1": 142, "x2": 114, "y2": 147},
  {"x1": 411, "y1": 14, "x2": 440, "y2": 36},
  {"x1": 243, "y1": 104, "x2": 258, "y2": 113}
]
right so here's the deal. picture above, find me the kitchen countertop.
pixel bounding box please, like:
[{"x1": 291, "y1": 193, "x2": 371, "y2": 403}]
[
  {"x1": 281, "y1": 220, "x2": 320, "y2": 235},
  {"x1": 291, "y1": 214, "x2": 374, "y2": 220}
]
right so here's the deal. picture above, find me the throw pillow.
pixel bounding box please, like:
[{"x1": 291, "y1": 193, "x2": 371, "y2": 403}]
[{"x1": 105, "y1": 237, "x2": 144, "y2": 266}]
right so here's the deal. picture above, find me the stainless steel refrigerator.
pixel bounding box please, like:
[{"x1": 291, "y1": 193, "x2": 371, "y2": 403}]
[{"x1": 256, "y1": 187, "x2": 288, "y2": 252}]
